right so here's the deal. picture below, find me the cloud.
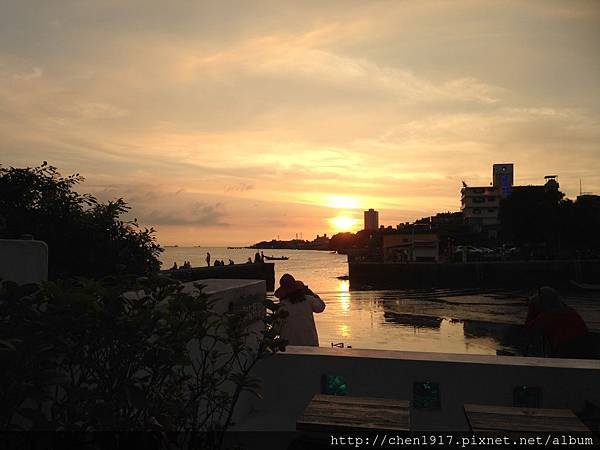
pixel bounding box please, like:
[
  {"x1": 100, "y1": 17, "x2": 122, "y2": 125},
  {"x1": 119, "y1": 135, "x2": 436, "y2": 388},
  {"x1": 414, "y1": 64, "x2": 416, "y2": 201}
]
[
  {"x1": 142, "y1": 202, "x2": 228, "y2": 227},
  {"x1": 224, "y1": 182, "x2": 254, "y2": 192},
  {"x1": 1, "y1": 0, "x2": 599, "y2": 245},
  {"x1": 64, "y1": 102, "x2": 130, "y2": 120},
  {"x1": 12, "y1": 66, "x2": 43, "y2": 81}
]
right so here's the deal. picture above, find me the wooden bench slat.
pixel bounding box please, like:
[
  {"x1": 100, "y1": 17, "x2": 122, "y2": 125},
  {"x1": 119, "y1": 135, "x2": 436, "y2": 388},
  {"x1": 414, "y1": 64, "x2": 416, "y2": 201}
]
[
  {"x1": 305, "y1": 402, "x2": 409, "y2": 417},
  {"x1": 297, "y1": 394, "x2": 411, "y2": 433},
  {"x1": 464, "y1": 404, "x2": 578, "y2": 418},
  {"x1": 298, "y1": 417, "x2": 410, "y2": 432},
  {"x1": 299, "y1": 413, "x2": 409, "y2": 428},
  {"x1": 464, "y1": 404, "x2": 591, "y2": 434},
  {"x1": 299, "y1": 410, "x2": 409, "y2": 426},
  {"x1": 467, "y1": 413, "x2": 590, "y2": 432},
  {"x1": 312, "y1": 394, "x2": 410, "y2": 408}
]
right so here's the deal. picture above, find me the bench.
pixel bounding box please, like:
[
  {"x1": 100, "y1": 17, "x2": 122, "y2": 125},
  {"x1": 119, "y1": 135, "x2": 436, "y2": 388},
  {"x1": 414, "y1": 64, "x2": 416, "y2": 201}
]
[
  {"x1": 464, "y1": 403, "x2": 591, "y2": 434},
  {"x1": 297, "y1": 394, "x2": 410, "y2": 432}
]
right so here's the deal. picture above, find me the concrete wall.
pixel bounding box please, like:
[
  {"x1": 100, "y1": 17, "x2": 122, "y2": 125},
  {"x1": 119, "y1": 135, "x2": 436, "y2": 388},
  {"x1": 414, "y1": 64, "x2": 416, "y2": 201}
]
[
  {"x1": 0, "y1": 239, "x2": 48, "y2": 284},
  {"x1": 180, "y1": 279, "x2": 267, "y2": 424},
  {"x1": 349, "y1": 259, "x2": 600, "y2": 289},
  {"x1": 164, "y1": 263, "x2": 275, "y2": 291},
  {"x1": 245, "y1": 347, "x2": 600, "y2": 431}
]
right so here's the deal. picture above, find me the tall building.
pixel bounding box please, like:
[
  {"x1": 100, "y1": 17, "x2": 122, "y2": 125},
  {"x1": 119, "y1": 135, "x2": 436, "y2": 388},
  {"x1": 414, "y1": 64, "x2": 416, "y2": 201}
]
[
  {"x1": 461, "y1": 185, "x2": 502, "y2": 228},
  {"x1": 492, "y1": 163, "x2": 514, "y2": 196},
  {"x1": 462, "y1": 163, "x2": 514, "y2": 234},
  {"x1": 461, "y1": 163, "x2": 559, "y2": 237},
  {"x1": 364, "y1": 209, "x2": 379, "y2": 231}
]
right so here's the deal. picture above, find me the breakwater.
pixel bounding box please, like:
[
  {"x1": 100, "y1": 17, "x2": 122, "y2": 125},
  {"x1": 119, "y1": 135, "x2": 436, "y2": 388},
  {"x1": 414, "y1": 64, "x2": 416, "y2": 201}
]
[
  {"x1": 349, "y1": 259, "x2": 600, "y2": 290},
  {"x1": 162, "y1": 263, "x2": 275, "y2": 291}
]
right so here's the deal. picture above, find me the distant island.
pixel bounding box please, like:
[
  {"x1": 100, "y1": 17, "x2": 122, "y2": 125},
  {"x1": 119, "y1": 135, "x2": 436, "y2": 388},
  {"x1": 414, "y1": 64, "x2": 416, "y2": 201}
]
[
  {"x1": 249, "y1": 232, "x2": 380, "y2": 253},
  {"x1": 250, "y1": 235, "x2": 331, "y2": 251}
]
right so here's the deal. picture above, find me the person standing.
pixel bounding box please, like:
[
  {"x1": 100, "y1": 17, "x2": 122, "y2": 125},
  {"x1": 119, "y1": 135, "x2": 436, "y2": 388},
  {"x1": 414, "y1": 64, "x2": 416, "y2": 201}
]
[
  {"x1": 206, "y1": 252, "x2": 211, "y2": 267},
  {"x1": 274, "y1": 273, "x2": 326, "y2": 347}
]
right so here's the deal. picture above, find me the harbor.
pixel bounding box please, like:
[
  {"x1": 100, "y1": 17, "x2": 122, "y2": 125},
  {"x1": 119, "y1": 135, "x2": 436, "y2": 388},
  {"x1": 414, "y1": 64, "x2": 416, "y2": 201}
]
[
  {"x1": 160, "y1": 247, "x2": 600, "y2": 356},
  {"x1": 348, "y1": 259, "x2": 600, "y2": 290}
]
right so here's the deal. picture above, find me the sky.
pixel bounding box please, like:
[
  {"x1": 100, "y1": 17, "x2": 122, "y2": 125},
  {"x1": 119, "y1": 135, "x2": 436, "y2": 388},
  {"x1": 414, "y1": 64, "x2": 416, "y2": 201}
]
[{"x1": 1, "y1": 0, "x2": 599, "y2": 246}]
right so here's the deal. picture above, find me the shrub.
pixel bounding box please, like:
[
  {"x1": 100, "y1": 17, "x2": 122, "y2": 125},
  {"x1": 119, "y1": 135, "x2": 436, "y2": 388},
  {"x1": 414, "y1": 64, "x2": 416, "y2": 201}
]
[{"x1": 0, "y1": 275, "x2": 287, "y2": 448}]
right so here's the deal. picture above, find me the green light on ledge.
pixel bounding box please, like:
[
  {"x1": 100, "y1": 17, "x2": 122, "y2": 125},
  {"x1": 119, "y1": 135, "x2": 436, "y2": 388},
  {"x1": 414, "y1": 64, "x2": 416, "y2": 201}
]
[{"x1": 322, "y1": 374, "x2": 347, "y2": 396}]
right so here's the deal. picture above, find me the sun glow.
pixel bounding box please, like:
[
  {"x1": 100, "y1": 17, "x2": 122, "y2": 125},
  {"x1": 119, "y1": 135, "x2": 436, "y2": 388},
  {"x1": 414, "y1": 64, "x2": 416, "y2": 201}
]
[
  {"x1": 329, "y1": 216, "x2": 360, "y2": 232},
  {"x1": 327, "y1": 196, "x2": 360, "y2": 209}
]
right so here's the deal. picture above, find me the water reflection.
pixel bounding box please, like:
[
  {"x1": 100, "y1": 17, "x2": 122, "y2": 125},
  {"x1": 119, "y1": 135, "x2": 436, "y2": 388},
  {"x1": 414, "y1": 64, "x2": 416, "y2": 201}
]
[
  {"x1": 161, "y1": 248, "x2": 589, "y2": 357},
  {"x1": 338, "y1": 280, "x2": 350, "y2": 313},
  {"x1": 338, "y1": 324, "x2": 350, "y2": 338},
  {"x1": 315, "y1": 288, "x2": 524, "y2": 356},
  {"x1": 383, "y1": 312, "x2": 443, "y2": 329}
]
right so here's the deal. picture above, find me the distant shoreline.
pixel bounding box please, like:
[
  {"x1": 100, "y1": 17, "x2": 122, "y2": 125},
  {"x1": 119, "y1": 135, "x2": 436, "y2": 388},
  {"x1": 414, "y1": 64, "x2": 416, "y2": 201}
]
[{"x1": 161, "y1": 245, "x2": 335, "y2": 251}]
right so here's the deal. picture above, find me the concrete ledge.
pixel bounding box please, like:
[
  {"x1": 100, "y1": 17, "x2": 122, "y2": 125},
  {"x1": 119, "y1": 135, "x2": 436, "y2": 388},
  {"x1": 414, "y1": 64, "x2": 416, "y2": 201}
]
[
  {"x1": 282, "y1": 346, "x2": 600, "y2": 369},
  {"x1": 191, "y1": 278, "x2": 266, "y2": 296},
  {"x1": 0, "y1": 239, "x2": 48, "y2": 284},
  {"x1": 248, "y1": 345, "x2": 600, "y2": 431},
  {"x1": 163, "y1": 263, "x2": 275, "y2": 290}
]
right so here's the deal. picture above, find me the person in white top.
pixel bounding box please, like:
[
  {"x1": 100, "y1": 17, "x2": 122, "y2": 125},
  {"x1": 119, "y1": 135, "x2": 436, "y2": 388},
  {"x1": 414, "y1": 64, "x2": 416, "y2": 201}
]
[{"x1": 274, "y1": 273, "x2": 326, "y2": 347}]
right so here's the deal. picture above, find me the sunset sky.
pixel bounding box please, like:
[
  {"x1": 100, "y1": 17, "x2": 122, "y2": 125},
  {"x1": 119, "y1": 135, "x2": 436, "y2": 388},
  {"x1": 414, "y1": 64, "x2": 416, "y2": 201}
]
[{"x1": 2, "y1": 1, "x2": 599, "y2": 246}]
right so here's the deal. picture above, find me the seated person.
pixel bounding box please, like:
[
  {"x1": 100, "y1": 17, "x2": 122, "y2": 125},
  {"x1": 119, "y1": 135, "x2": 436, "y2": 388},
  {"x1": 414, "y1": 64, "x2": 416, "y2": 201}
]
[{"x1": 526, "y1": 286, "x2": 597, "y2": 359}]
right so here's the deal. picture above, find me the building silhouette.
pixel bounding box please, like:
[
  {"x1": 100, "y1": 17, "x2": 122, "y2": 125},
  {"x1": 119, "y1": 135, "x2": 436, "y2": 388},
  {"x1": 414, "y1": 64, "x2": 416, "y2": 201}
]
[
  {"x1": 461, "y1": 163, "x2": 560, "y2": 237},
  {"x1": 364, "y1": 209, "x2": 379, "y2": 231}
]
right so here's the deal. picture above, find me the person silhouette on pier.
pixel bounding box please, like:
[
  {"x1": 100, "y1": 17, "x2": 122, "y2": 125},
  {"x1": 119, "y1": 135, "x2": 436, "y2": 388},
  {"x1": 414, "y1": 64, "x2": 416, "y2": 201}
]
[
  {"x1": 274, "y1": 273, "x2": 326, "y2": 347},
  {"x1": 206, "y1": 252, "x2": 211, "y2": 267}
]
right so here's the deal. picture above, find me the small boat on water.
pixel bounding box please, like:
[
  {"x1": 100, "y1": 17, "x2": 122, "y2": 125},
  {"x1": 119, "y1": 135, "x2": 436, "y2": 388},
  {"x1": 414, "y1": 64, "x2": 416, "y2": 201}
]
[
  {"x1": 264, "y1": 255, "x2": 289, "y2": 261},
  {"x1": 570, "y1": 280, "x2": 600, "y2": 291}
]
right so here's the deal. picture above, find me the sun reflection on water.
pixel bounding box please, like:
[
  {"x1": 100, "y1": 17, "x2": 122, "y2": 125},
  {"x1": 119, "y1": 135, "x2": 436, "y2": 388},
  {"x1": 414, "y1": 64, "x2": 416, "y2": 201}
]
[
  {"x1": 338, "y1": 280, "x2": 350, "y2": 313},
  {"x1": 338, "y1": 324, "x2": 350, "y2": 338}
]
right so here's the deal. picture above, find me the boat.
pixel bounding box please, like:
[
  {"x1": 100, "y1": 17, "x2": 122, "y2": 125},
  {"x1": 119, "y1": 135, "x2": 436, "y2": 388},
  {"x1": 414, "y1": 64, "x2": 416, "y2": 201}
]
[
  {"x1": 570, "y1": 280, "x2": 600, "y2": 291},
  {"x1": 264, "y1": 255, "x2": 289, "y2": 261}
]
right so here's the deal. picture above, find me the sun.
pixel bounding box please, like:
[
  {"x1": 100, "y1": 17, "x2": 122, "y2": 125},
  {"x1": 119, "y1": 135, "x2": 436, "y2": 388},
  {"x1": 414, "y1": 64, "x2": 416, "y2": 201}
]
[{"x1": 329, "y1": 216, "x2": 360, "y2": 232}]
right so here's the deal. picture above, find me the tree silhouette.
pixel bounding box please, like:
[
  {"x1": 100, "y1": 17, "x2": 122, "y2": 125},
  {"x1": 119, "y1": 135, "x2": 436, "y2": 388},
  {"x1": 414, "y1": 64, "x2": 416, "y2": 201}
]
[{"x1": 0, "y1": 162, "x2": 162, "y2": 278}]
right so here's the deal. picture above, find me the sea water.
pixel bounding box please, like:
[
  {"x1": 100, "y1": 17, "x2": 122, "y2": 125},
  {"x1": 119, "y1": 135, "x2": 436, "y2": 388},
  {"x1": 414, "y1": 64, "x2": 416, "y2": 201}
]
[{"x1": 161, "y1": 247, "x2": 527, "y2": 355}]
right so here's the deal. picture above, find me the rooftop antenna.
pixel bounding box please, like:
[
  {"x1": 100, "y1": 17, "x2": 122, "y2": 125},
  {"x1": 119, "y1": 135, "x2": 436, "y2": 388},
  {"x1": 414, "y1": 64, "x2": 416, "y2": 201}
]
[{"x1": 580, "y1": 179, "x2": 582, "y2": 196}]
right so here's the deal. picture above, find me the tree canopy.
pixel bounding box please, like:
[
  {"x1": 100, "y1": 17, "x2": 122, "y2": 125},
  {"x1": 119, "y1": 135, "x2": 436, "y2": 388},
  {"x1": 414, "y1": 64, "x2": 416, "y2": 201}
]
[
  {"x1": 0, "y1": 162, "x2": 162, "y2": 278},
  {"x1": 499, "y1": 185, "x2": 600, "y2": 256}
]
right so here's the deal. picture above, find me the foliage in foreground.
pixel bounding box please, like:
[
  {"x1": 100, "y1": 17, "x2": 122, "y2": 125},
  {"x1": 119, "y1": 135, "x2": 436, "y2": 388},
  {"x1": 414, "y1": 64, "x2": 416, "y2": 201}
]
[
  {"x1": 0, "y1": 162, "x2": 162, "y2": 278},
  {"x1": 0, "y1": 275, "x2": 287, "y2": 448}
]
